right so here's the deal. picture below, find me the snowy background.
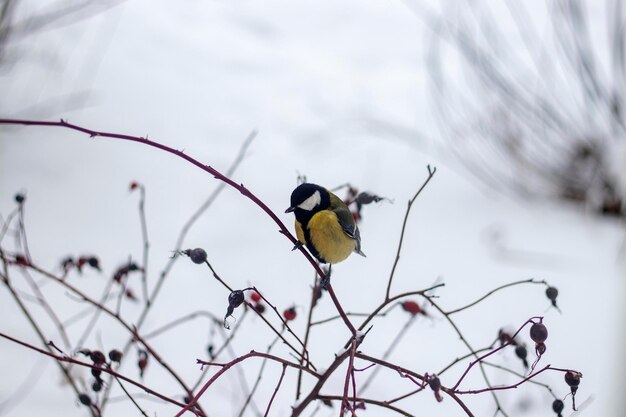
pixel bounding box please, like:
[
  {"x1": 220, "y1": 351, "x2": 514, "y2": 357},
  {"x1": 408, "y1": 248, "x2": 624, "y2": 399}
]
[{"x1": 0, "y1": 1, "x2": 624, "y2": 416}]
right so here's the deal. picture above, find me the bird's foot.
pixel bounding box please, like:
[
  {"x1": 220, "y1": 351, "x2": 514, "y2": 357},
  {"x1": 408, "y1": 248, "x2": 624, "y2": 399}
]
[{"x1": 320, "y1": 266, "x2": 332, "y2": 289}]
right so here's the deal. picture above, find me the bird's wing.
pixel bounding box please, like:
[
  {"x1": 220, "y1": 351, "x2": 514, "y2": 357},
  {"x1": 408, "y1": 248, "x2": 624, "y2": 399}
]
[{"x1": 331, "y1": 198, "x2": 366, "y2": 257}]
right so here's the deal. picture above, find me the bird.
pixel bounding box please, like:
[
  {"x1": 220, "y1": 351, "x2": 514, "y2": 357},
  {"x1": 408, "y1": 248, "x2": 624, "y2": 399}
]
[{"x1": 285, "y1": 183, "x2": 365, "y2": 269}]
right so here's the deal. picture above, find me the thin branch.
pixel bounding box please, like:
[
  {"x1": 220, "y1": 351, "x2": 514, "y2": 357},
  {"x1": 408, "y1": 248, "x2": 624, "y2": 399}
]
[
  {"x1": 0, "y1": 330, "x2": 187, "y2": 410},
  {"x1": 263, "y1": 364, "x2": 287, "y2": 417},
  {"x1": 385, "y1": 165, "x2": 437, "y2": 300},
  {"x1": 446, "y1": 279, "x2": 548, "y2": 315},
  {"x1": 0, "y1": 119, "x2": 357, "y2": 335}
]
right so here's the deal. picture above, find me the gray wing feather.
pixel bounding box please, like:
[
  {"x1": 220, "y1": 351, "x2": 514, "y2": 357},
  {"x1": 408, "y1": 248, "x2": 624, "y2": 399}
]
[{"x1": 334, "y1": 207, "x2": 366, "y2": 257}]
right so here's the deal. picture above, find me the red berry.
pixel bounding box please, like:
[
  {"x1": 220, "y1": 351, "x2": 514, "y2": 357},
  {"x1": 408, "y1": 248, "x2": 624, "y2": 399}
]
[
  {"x1": 250, "y1": 291, "x2": 261, "y2": 302},
  {"x1": 283, "y1": 307, "x2": 297, "y2": 321},
  {"x1": 401, "y1": 301, "x2": 422, "y2": 315},
  {"x1": 530, "y1": 322, "x2": 548, "y2": 343},
  {"x1": 129, "y1": 181, "x2": 139, "y2": 191}
]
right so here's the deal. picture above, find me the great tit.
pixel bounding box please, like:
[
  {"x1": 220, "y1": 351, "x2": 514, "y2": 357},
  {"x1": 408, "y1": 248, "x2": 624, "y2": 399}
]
[{"x1": 285, "y1": 183, "x2": 365, "y2": 265}]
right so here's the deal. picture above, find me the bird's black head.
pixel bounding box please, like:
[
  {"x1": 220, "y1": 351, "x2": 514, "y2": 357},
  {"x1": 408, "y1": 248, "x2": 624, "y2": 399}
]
[{"x1": 285, "y1": 183, "x2": 330, "y2": 221}]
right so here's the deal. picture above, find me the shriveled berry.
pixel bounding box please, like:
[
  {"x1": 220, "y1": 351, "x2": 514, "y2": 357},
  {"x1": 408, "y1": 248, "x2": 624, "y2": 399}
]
[
  {"x1": 78, "y1": 393, "x2": 92, "y2": 406},
  {"x1": 564, "y1": 371, "x2": 581, "y2": 387},
  {"x1": 427, "y1": 375, "x2": 441, "y2": 391},
  {"x1": 498, "y1": 329, "x2": 516, "y2": 346},
  {"x1": 515, "y1": 345, "x2": 527, "y2": 360},
  {"x1": 283, "y1": 307, "x2": 297, "y2": 321},
  {"x1": 108, "y1": 349, "x2": 123, "y2": 362},
  {"x1": 187, "y1": 248, "x2": 207, "y2": 264},
  {"x1": 535, "y1": 342, "x2": 547, "y2": 355},
  {"x1": 530, "y1": 322, "x2": 548, "y2": 343},
  {"x1": 545, "y1": 287, "x2": 558, "y2": 301},
  {"x1": 552, "y1": 399, "x2": 564, "y2": 413},
  {"x1": 92, "y1": 381, "x2": 102, "y2": 392},
  {"x1": 90, "y1": 350, "x2": 106, "y2": 364},
  {"x1": 250, "y1": 291, "x2": 261, "y2": 302},
  {"x1": 228, "y1": 290, "x2": 245, "y2": 309},
  {"x1": 401, "y1": 301, "x2": 421, "y2": 315}
]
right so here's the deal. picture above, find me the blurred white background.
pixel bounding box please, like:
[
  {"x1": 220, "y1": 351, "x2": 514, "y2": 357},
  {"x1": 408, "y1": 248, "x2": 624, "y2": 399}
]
[{"x1": 0, "y1": 1, "x2": 624, "y2": 416}]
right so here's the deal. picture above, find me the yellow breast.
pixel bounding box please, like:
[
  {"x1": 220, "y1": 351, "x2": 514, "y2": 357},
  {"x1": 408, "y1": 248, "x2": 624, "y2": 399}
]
[{"x1": 306, "y1": 210, "x2": 356, "y2": 264}]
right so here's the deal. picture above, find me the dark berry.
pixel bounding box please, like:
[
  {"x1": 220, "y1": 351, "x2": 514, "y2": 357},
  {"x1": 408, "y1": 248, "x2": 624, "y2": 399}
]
[
  {"x1": 90, "y1": 350, "x2": 106, "y2": 364},
  {"x1": 515, "y1": 345, "x2": 527, "y2": 360},
  {"x1": 564, "y1": 371, "x2": 581, "y2": 387},
  {"x1": 427, "y1": 375, "x2": 441, "y2": 391},
  {"x1": 530, "y1": 322, "x2": 548, "y2": 343},
  {"x1": 535, "y1": 342, "x2": 547, "y2": 355},
  {"x1": 87, "y1": 257, "x2": 101, "y2": 270},
  {"x1": 129, "y1": 181, "x2": 139, "y2": 191},
  {"x1": 401, "y1": 301, "x2": 421, "y2": 315},
  {"x1": 228, "y1": 290, "x2": 245, "y2": 309},
  {"x1": 78, "y1": 393, "x2": 92, "y2": 406},
  {"x1": 108, "y1": 349, "x2": 123, "y2": 362},
  {"x1": 92, "y1": 381, "x2": 102, "y2": 392},
  {"x1": 545, "y1": 287, "x2": 558, "y2": 301},
  {"x1": 552, "y1": 399, "x2": 564, "y2": 413},
  {"x1": 187, "y1": 248, "x2": 207, "y2": 264},
  {"x1": 91, "y1": 368, "x2": 102, "y2": 378},
  {"x1": 253, "y1": 303, "x2": 266, "y2": 314},
  {"x1": 15, "y1": 194, "x2": 25, "y2": 204},
  {"x1": 498, "y1": 329, "x2": 516, "y2": 346}
]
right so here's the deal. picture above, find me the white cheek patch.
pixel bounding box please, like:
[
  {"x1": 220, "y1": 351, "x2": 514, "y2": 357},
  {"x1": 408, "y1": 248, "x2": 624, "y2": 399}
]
[{"x1": 298, "y1": 190, "x2": 321, "y2": 211}]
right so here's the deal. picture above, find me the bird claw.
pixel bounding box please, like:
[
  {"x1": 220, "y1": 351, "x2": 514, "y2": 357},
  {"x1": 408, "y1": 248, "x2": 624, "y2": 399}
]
[
  {"x1": 292, "y1": 242, "x2": 304, "y2": 251},
  {"x1": 320, "y1": 268, "x2": 331, "y2": 289}
]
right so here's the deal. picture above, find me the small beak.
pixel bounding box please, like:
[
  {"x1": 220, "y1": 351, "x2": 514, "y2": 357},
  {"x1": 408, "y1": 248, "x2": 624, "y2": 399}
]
[{"x1": 285, "y1": 206, "x2": 295, "y2": 213}]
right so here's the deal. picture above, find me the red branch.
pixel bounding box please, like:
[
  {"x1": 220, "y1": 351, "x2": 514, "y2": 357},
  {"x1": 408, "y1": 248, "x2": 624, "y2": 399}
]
[{"x1": 0, "y1": 118, "x2": 356, "y2": 334}]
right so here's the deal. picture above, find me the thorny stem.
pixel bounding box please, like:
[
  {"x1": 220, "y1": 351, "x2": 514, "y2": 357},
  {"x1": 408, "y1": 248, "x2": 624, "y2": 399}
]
[
  {"x1": 0, "y1": 330, "x2": 188, "y2": 410},
  {"x1": 0, "y1": 256, "x2": 95, "y2": 417},
  {"x1": 0, "y1": 118, "x2": 357, "y2": 335},
  {"x1": 103, "y1": 130, "x2": 255, "y2": 411},
  {"x1": 19, "y1": 261, "x2": 205, "y2": 416}
]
